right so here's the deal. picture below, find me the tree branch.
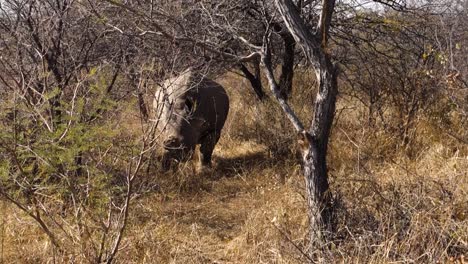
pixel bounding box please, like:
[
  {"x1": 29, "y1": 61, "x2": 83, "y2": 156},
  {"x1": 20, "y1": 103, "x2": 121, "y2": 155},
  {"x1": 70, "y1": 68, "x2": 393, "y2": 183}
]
[
  {"x1": 101, "y1": 0, "x2": 260, "y2": 63},
  {"x1": 260, "y1": 46, "x2": 305, "y2": 132}
]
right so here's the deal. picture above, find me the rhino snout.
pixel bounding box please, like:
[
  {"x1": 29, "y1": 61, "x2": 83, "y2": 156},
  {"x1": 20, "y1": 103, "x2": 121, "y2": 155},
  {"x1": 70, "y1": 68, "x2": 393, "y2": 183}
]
[
  {"x1": 163, "y1": 136, "x2": 182, "y2": 150},
  {"x1": 160, "y1": 140, "x2": 193, "y2": 171}
]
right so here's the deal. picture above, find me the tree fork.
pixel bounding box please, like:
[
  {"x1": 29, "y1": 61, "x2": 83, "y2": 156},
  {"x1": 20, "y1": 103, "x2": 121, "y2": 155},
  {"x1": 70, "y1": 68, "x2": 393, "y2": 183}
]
[{"x1": 275, "y1": 0, "x2": 338, "y2": 247}]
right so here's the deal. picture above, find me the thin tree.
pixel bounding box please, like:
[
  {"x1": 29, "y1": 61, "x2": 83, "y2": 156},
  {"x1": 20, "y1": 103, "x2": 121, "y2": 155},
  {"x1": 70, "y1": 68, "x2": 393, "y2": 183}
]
[{"x1": 259, "y1": 0, "x2": 338, "y2": 249}]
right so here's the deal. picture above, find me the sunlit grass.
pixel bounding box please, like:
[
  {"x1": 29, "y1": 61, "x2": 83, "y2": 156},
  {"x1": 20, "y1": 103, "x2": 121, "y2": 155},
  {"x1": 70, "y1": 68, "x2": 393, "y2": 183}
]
[{"x1": 1, "y1": 72, "x2": 466, "y2": 263}]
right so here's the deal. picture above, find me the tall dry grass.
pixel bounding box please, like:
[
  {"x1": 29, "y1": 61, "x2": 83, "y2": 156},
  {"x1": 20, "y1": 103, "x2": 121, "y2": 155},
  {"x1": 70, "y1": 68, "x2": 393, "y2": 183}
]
[{"x1": 1, "y1": 71, "x2": 466, "y2": 263}]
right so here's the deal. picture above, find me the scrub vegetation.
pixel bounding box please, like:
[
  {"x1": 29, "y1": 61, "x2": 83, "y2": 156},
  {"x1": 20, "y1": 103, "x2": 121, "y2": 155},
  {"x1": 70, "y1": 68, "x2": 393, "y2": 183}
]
[{"x1": 0, "y1": 0, "x2": 466, "y2": 263}]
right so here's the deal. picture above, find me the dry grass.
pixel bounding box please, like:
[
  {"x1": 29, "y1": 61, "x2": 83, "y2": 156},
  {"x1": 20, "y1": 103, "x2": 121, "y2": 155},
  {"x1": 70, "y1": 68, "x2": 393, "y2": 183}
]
[{"x1": 1, "y1": 72, "x2": 467, "y2": 263}]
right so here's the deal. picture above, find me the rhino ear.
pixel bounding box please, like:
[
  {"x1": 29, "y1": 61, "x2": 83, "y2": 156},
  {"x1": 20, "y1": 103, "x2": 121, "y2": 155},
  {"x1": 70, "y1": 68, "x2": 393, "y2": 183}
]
[{"x1": 184, "y1": 97, "x2": 196, "y2": 115}]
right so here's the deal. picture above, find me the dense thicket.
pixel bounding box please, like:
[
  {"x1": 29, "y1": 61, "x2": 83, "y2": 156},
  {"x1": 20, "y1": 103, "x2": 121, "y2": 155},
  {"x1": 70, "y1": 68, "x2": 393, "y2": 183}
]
[{"x1": 0, "y1": 0, "x2": 466, "y2": 262}]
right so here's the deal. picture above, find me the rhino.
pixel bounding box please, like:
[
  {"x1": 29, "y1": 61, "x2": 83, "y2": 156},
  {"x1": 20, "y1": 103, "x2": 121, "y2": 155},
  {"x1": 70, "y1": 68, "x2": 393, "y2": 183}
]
[{"x1": 153, "y1": 69, "x2": 229, "y2": 170}]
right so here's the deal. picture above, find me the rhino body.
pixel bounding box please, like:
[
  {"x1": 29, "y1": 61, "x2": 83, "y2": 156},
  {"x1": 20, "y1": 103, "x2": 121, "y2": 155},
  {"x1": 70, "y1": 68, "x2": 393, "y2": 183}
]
[{"x1": 154, "y1": 69, "x2": 229, "y2": 169}]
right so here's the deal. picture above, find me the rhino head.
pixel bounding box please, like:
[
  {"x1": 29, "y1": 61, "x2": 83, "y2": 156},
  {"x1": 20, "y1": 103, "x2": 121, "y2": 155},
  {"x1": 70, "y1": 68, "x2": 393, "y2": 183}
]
[{"x1": 160, "y1": 95, "x2": 203, "y2": 171}]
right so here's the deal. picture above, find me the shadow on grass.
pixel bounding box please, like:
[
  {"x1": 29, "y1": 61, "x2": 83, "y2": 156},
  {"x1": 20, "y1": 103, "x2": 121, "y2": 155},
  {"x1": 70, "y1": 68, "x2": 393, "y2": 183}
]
[
  {"x1": 135, "y1": 148, "x2": 286, "y2": 196},
  {"x1": 212, "y1": 151, "x2": 269, "y2": 178}
]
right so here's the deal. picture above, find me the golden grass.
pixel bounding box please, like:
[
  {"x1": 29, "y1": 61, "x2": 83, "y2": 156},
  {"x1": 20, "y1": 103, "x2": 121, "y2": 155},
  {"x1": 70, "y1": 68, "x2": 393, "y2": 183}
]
[{"x1": 1, "y1": 72, "x2": 467, "y2": 263}]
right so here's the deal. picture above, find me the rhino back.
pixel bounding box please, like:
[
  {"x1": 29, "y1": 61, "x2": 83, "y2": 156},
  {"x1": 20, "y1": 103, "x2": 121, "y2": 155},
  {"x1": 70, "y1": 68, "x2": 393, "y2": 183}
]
[{"x1": 191, "y1": 78, "x2": 229, "y2": 133}]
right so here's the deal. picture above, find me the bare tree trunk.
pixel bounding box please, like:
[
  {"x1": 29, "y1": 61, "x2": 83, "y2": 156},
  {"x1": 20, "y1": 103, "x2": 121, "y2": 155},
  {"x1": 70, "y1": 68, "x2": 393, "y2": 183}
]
[
  {"x1": 278, "y1": 32, "x2": 295, "y2": 100},
  {"x1": 138, "y1": 91, "x2": 149, "y2": 121},
  {"x1": 275, "y1": 0, "x2": 337, "y2": 246},
  {"x1": 301, "y1": 61, "x2": 337, "y2": 244},
  {"x1": 238, "y1": 60, "x2": 266, "y2": 100},
  {"x1": 129, "y1": 69, "x2": 149, "y2": 122}
]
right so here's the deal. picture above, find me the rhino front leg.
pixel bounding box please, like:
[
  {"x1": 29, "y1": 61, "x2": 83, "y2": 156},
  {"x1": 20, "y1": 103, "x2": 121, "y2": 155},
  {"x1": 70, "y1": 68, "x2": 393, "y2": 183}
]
[{"x1": 199, "y1": 131, "x2": 221, "y2": 167}]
